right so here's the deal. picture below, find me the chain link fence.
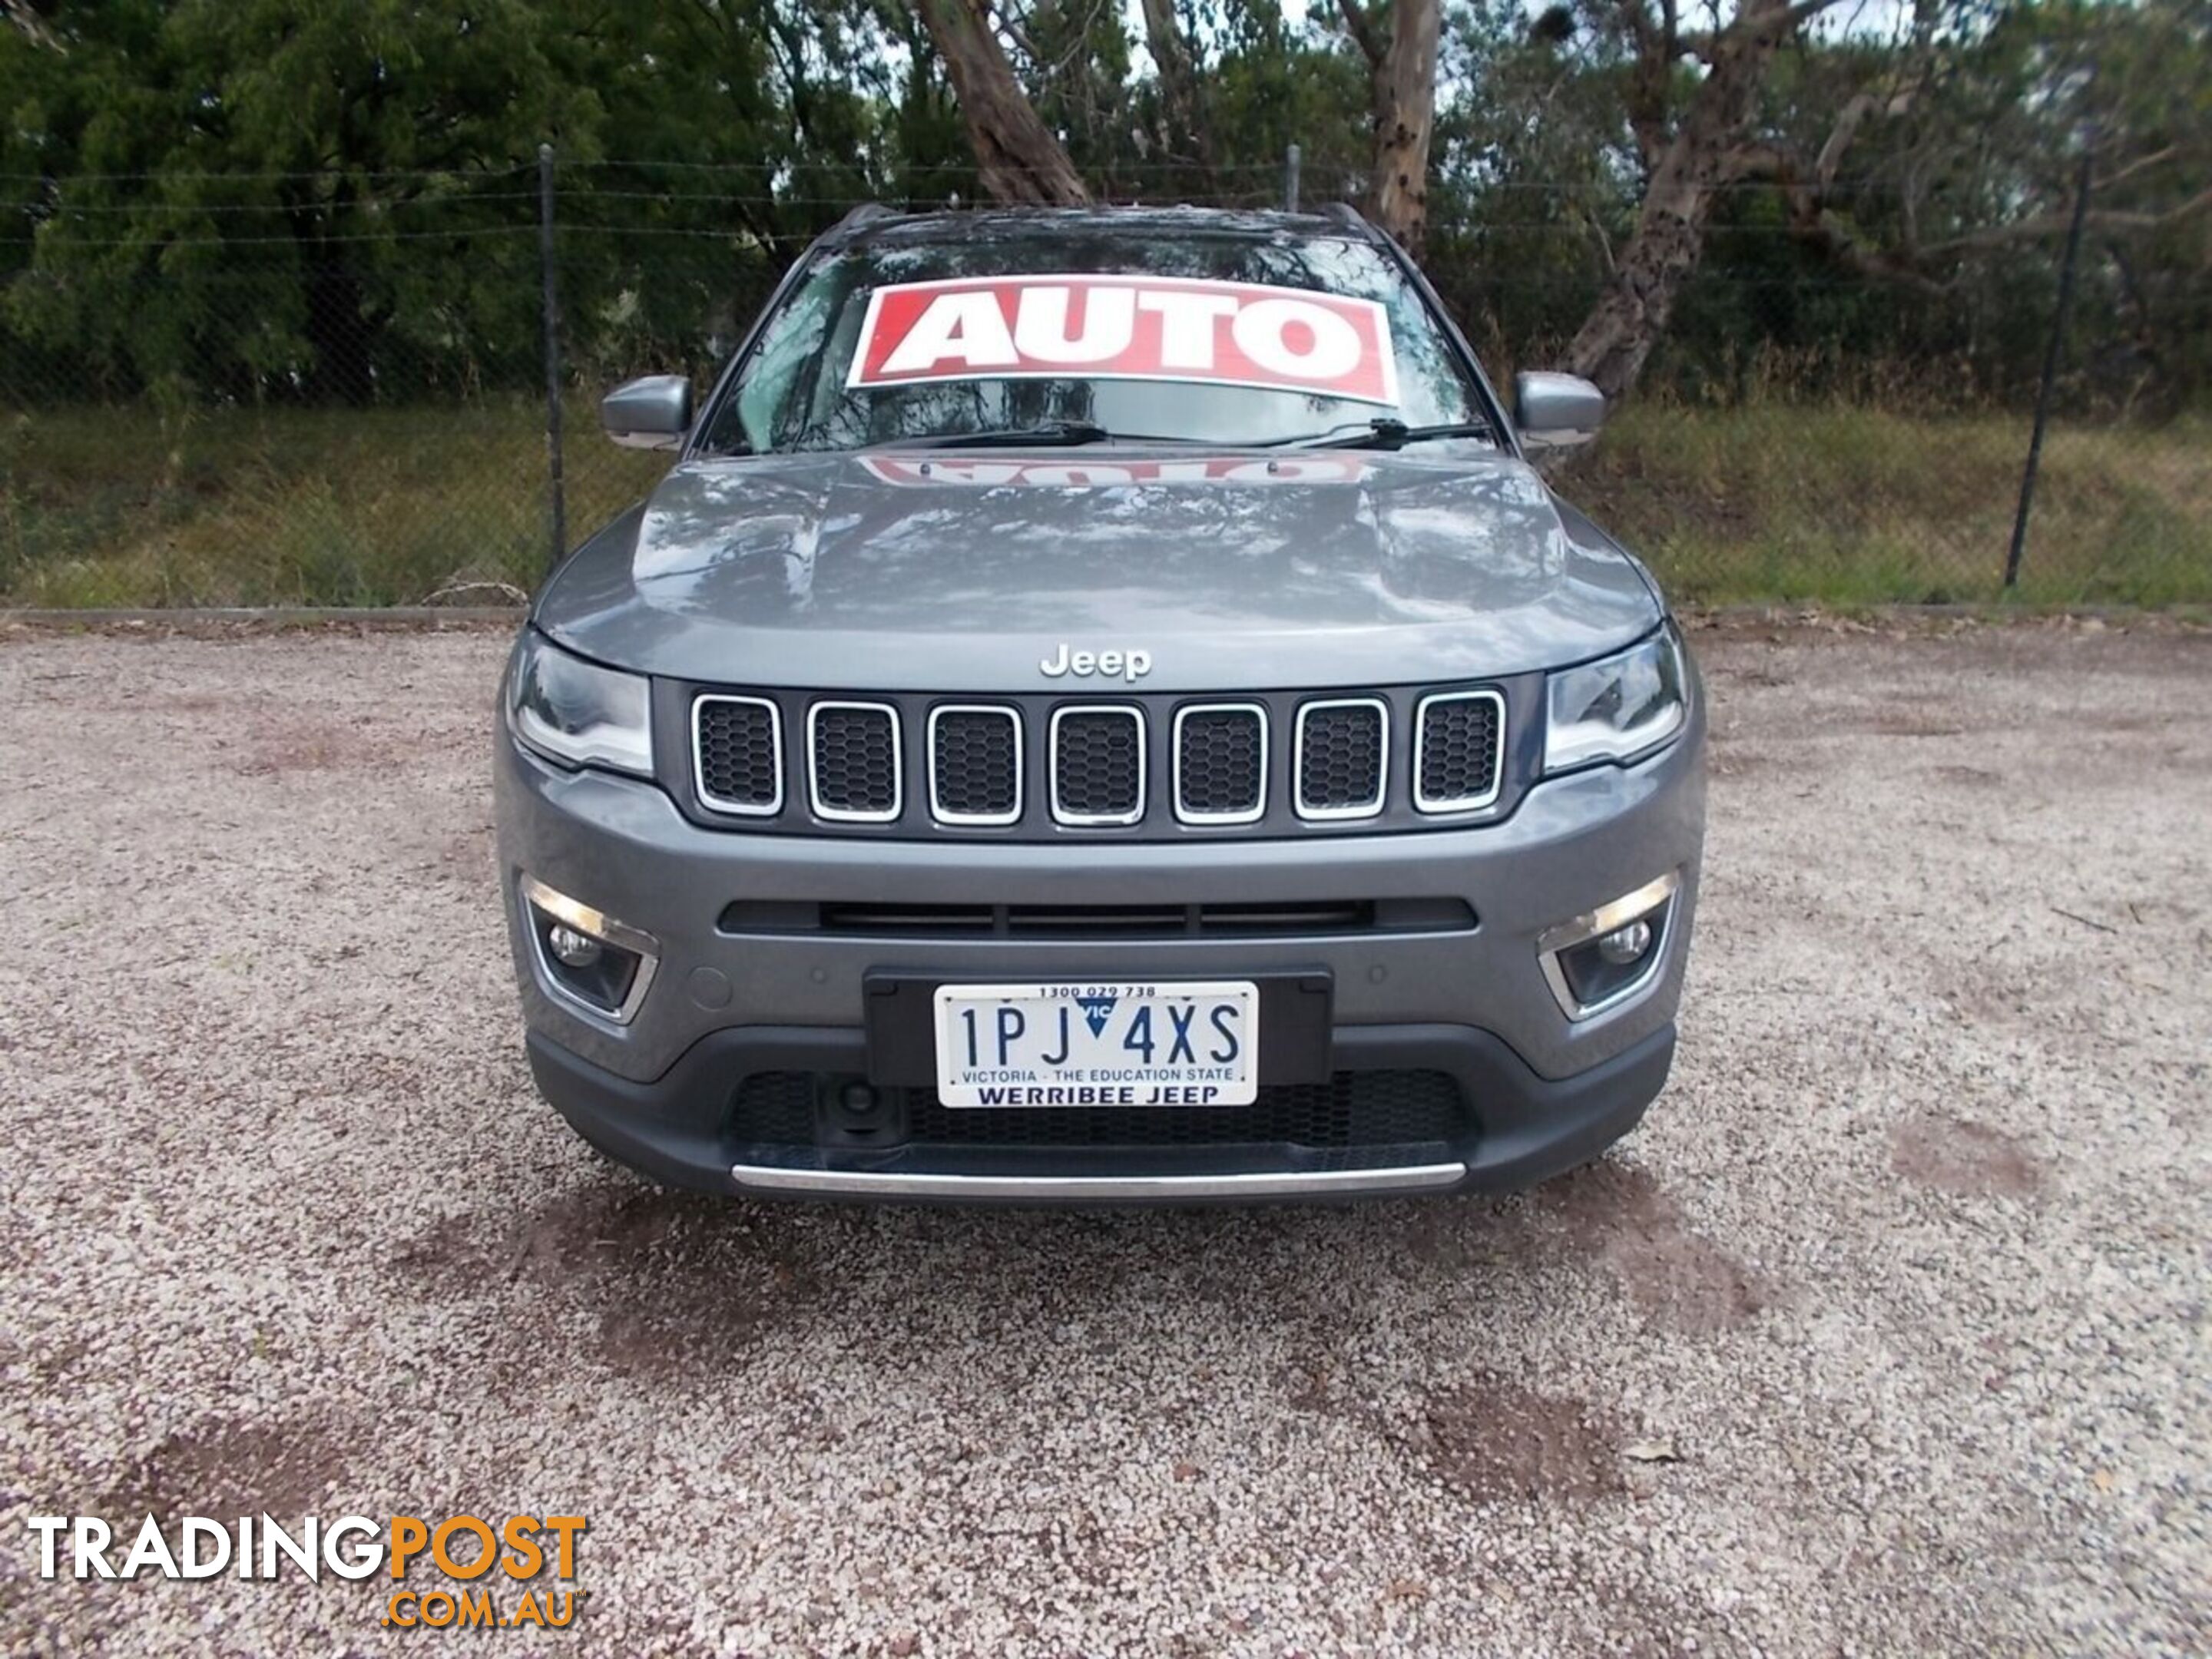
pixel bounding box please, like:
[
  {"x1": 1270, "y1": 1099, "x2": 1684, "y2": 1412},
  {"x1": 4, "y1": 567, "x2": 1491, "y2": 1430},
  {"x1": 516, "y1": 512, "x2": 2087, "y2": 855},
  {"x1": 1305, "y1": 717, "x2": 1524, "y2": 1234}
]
[{"x1": 1, "y1": 157, "x2": 2203, "y2": 609}]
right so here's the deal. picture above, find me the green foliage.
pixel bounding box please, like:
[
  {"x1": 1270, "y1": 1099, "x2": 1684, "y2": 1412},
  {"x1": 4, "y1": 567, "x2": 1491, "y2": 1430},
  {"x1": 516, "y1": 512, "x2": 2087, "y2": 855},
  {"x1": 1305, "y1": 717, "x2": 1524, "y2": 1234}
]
[
  {"x1": 0, "y1": 0, "x2": 602, "y2": 401},
  {"x1": 0, "y1": 0, "x2": 975, "y2": 405},
  {"x1": 0, "y1": 0, "x2": 2203, "y2": 416}
]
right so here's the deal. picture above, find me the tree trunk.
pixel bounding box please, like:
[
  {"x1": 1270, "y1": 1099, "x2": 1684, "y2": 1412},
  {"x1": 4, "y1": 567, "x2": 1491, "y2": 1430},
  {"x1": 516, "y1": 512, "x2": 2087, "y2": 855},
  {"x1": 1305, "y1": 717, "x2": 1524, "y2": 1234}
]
[
  {"x1": 301, "y1": 257, "x2": 382, "y2": 405},
  {"x1": 1565, "y1": 2, "x2": 1803, "y2": 399},
  {"x1": 1139, "y1": 0, "x2": 1214, "y2": 180},
  {"x1": 1563, "y1": 154, "x2": 1728, "y2": 401},
  {"x1": 1366, "y1": 0, "x2": 1441, "y2": 251},
  {"x1": 916, "y1": 0, "x2": 1090, "y2": 207}
]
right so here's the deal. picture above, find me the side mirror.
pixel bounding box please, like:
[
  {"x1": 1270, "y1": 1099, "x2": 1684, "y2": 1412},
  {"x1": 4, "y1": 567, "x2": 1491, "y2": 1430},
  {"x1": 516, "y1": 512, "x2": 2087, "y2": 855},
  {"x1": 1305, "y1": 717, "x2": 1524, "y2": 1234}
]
[
  {"x1": 601, "y1": 375, "x2": 693, "y2": 450},
  {"x1": 1514, "y1": 371, "x2": 1606, "y2": 449}
]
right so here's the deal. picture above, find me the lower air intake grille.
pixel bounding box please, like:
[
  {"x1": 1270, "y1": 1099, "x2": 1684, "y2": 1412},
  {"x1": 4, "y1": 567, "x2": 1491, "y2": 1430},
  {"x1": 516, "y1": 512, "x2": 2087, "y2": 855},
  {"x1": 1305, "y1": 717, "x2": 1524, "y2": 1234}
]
[
  {"x1": 720, "y1": 1071, "x2": 1469, "y2": 1151},
  {"x1": 727, "y1": 1072, "x2": 817, "y2": 1144},
  {"x1": 1052, "y1": 707, "x2": 1144, "y2": 824},
  {"x1": 810, "y1": 703, "x2": 899, "y2": 820},
  {"x1": 912, "y1": 1069, "x2": 1464, "y2": 1147}
]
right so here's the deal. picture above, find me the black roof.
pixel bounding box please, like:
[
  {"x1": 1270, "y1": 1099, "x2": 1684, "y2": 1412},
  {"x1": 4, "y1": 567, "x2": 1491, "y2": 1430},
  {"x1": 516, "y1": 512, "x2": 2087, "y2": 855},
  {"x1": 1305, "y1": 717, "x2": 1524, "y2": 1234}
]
[{"x1": 819, "y1": 201, "x2": 1380, "y2": 251}]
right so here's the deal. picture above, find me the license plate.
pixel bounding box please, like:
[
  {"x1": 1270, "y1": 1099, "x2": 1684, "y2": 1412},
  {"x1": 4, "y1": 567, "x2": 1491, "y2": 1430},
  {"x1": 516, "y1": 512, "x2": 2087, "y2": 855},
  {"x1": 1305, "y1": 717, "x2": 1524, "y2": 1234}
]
[{"x1": 931, "y1": 980, "x2": 1259, "y2": 1108}]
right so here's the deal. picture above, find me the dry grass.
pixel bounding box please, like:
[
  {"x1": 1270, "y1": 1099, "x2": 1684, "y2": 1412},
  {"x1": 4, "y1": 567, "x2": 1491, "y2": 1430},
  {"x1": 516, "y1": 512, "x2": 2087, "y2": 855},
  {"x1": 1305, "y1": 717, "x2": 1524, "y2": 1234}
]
[
  {"x1": 1572, "y1": 402, "x2": 2211, "y2": 606},
  {"x1": 0, "y1": 397, "x2": 2204, "y2": 608},
  {"x1": 0, "y1": 399, "x2": 664, "y2": 607}
]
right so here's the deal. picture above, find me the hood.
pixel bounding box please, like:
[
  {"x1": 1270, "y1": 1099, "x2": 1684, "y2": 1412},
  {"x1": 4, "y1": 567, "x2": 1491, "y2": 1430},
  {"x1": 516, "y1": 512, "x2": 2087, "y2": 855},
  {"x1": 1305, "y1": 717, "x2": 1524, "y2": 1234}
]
[{"x1": 535, "y1": 448, "x2": 1661, "y2": 692}]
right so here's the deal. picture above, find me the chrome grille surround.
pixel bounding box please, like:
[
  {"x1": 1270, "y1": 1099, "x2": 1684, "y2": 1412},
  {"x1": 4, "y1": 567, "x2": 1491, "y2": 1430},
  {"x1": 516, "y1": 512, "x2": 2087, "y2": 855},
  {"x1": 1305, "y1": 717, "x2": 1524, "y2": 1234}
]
[
  {"x1": 1172, "y1": 701, "x2": 1269, "y2": 826},
  {"x1": 690, "y1": 694, "x2": 784, "y2": 816},
  {"x1": 1412, "y1": 689, "x2": 1507, "y2": 814},
  {"x1": 1049, "y1": 704, "x2": 1146, "y2": 826},
  {"x1": 806, "y1": 700, "x2": 902, "y2": 823},
  {"x1": 927, "y1": 704, "x2": 1023, "y2": 826},
  {"x1": 1293, "y1": 697, "x2": 1389, "y2": 821}
]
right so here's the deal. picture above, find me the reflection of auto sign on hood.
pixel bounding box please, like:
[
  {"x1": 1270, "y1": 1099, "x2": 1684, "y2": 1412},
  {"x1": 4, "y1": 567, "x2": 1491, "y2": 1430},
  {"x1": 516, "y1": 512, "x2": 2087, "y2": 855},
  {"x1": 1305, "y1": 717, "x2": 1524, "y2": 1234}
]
[
  {"x1": 856, "y1": 455, "x2": 1374, "y2": 488},
  {"x1": 847, "y1": 275, "x2": 1399, "y2": 406},
  {"x1": 535, "y1": 449, "x2": 1662, "y2": 693}
]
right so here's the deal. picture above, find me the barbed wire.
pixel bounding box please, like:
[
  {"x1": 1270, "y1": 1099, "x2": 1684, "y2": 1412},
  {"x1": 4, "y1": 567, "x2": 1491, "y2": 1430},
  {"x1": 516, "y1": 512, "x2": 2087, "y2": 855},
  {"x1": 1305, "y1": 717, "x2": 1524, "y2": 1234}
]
[
  {"x1": 17, "y1": 192, "x2": 551, "y2": 217},
  {"x1": 0, "y1": 214, "x2": 2002, "y2": 253},
  {"x1": 0, "y1": 159, "x2": 1947, "y2": 197},
  {"x1": 0, "y1": 256, "x2": 1967, "y2": 293},
  {"x1": 3, "y1": 225, "x2": 550, "y2": 249},
  {"x1": 0, "y1": 164, "x2": 539, "y2": 184}
]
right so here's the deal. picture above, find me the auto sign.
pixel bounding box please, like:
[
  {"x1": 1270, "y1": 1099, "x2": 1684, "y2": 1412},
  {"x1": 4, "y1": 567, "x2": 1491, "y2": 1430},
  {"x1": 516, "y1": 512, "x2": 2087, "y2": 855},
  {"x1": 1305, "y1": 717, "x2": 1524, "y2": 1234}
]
[{"x1": 846, "y1": 274, "x2": 1400, "y2": 406}]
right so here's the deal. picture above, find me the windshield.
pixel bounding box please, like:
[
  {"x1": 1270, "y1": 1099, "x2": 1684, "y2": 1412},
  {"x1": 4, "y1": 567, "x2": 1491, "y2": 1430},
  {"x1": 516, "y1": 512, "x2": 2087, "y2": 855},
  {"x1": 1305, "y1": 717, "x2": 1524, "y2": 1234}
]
[{"x1": 700, "y1": 229, "x2": 1492, "y2": 455}]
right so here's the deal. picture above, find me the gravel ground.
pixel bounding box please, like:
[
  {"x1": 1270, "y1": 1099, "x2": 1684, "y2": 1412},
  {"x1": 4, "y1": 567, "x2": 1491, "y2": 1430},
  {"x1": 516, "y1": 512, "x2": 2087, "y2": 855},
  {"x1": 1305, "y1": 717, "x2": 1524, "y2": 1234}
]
[{"x1": 0, "y1": 618, "x2": 2206, "y2": 1657}]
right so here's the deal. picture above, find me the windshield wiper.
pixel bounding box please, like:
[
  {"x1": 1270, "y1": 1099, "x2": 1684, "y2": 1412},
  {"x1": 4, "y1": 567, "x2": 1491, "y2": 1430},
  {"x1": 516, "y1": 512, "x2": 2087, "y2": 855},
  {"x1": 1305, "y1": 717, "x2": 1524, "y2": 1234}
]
[
  {"x1": 1273, "y1": 419, "x2": 1496, "y2": 452},
  {"x1": 873, "y1": 421, "x2": 1116, "y2": 451}
]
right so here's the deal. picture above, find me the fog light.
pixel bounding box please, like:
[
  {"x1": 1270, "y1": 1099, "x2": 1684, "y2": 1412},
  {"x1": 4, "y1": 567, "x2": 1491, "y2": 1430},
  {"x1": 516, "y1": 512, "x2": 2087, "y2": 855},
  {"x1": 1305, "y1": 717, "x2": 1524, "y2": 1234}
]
[
  {"x1": 1536, "y1": 872, "x2": 1680, "y2": 1021},
  {"x1": 1597, "y1": 919, "x2": 1652, "y2": 965},
  {"x1": 519, "y1": 875, "x2": 660, "y2": 1025},
  {"x1": 547, "y1": 924, "x2": 602, "y2": 969}
]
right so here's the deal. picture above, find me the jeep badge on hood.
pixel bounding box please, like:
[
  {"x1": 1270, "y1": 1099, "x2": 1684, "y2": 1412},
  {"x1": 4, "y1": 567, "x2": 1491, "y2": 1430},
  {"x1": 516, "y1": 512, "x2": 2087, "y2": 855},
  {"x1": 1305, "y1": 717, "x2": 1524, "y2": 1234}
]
[{"x1": 1038, "y1": 642, "x2": 1153, "y2": 680}]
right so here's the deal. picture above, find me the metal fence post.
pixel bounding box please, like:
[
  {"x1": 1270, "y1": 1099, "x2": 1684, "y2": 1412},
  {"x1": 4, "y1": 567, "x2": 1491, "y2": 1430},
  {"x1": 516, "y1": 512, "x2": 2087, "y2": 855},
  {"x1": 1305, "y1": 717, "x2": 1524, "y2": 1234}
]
[
  {"x1": 1284, "y1": 144, "x2": 1302, "y2": 214},
  {"x1": 2005, "y1": 149, "x2": 2093, "y2": 591},
  {"x1": 538, "y1": 141, "x2": 568, "y2": 569}
]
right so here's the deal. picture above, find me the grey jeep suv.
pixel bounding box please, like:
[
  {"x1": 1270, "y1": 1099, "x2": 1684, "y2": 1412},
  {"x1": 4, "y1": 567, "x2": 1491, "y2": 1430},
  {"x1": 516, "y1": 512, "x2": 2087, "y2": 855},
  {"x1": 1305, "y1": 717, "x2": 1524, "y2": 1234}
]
[{"x1": 495, "y1": 204, "x2": 1705, "y2": 1204}]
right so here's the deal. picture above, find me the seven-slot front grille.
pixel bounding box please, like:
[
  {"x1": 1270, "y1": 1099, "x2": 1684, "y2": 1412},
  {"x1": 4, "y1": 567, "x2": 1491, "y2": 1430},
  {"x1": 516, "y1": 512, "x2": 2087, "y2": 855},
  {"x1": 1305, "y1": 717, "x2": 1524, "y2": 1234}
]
[
  {"x1": 1415, "y1": 690, "x2": 1505, "y2": 813},
  {"x1": 808, "y1": 701, "x2": 902, "y2": 821},
  {"x1": 1296, "y1": 699, "x2": 1388, "y2": 819},
  {"x1": 688, "y1": 685, "x2": 1511, "y2": 833},
  {"x1": 1050, "y1": 705, "x2": 1145, "y2": 826}
]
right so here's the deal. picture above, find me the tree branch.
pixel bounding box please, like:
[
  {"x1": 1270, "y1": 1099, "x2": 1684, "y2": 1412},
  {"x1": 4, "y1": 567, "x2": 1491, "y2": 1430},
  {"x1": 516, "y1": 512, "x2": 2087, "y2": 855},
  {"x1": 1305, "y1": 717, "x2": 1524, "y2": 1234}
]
[
  {"x1": 2088, "y1": 145, "x2": 2178, "y2": 194},
  {"x1": 1917, "y1": 188, "x2": 2212, "y2": 256},
  {"x1": 1139, "y1": 0, "x2": 1215, "y2": 177},
  {"x1": 1753, "y1": 0, "x2": 1853, "y2": 36},
  {"x1": 0, "y1": 0, "x2": 60, "y2": 49},
  {"x1": 1788, "y1": 207, "x2": 1951, "y2": 293},
  {"x1": 1611, "y1": 0, "x2": 1675, "y2": 167},
  {"x1": 1814, "y1": 89, "x2": 1886, "y2": 185},
  {"x1": 1334, "y1": 0, "x2": 1385, "y2": 68}
]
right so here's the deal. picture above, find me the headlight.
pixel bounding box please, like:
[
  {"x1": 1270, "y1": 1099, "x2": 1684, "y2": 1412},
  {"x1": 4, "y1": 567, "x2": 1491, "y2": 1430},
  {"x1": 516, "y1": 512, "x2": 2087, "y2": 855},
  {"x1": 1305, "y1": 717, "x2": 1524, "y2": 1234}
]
[
  {"x1": 508, "y1": 629, "x2": 654, "y2": 777},
  {"x1": 1545, "y1": 625, "x2": 1687, "y2": 773}
]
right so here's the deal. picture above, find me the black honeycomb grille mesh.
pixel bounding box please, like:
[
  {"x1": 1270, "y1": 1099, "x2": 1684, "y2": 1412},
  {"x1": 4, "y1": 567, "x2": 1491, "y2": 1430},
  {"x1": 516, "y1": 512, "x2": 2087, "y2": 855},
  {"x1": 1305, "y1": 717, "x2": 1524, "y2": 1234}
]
[
  {"x1": 727, "y1": 1072, "x2": 816, "y2": 1144},
  {"x1": 812, "y1": 705, "x2": 898, "y2": 816},
  {"x1": 1055, "y1": 709, "x2": 1141, "y2": 820},
  {"x1": 932, "y1": 709, "x2": 1019, "y2": 820},
  {"x1": 1418, "y1": 696, "x2": 1502, "y2": 807},
  {"x1": 724, "y1": 1071, "x2": 1468, "y2": 1150},
  {"x1": 694, "y1": 699, "x2": 780, "y2": 810},
  {"x1": 1177, "y1": 707, "x2": 1263, "y2": 817},
  {"x1": 1299, "y1": 704, "x2": 1385, "y2": 812}
]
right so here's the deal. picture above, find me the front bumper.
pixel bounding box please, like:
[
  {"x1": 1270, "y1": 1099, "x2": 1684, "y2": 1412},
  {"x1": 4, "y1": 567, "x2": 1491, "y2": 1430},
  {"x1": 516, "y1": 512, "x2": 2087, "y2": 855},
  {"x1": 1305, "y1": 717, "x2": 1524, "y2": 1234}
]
[
  {"x1": 530, "y1": 1018, "x2": 1675, "y2": 1203},
  {"x1": 495, "y1": 697, "x2": 1704, "y2": 1203}
]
